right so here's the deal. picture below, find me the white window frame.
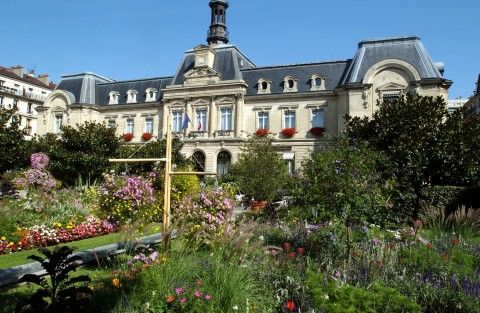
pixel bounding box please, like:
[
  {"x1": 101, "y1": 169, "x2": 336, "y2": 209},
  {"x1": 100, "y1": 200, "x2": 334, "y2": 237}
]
[
  {"x1": 283, "y1": 76, "x2": 298, "y2": 93},
  {"x1": 311, "y1": 109, "x2": 325, "y2": 128},
  {"x1": 257, "y1": 79, "x2": 272, "y2": 94},
  {"x1": 127, "y1": 90, "x2": 138, "y2": 104},
  {"x1": 311, "y1": 74, "x2": 325, "y2": 91},
  {"x1": 284, "y1": 110, "x2": 296, "y2": 129},
  {"x1": 257, "y1": 111, "x2": 269, "y2": 129},
  {"x1": 54, "y1": 113, "x2": 63, "y2": 134},
  {"x1": 146, "y1": 88, "x2": 158, "y2": 102},
  {"x1": 195, "y1": 108, "x2": 208, "y2": 131},
  {"x1": 125, "y1": 118, "x2": 134, "y2": 134},
  {"x1": 144, "y1": 117, "x2": 154, "y2": 133},
  {"x1": 109, "y1": 91, "x2": 120, "y2": 105},
  {"x1": 172, "y1": 110, "x2": 183, "y2": 133},
  {"x1": 219, "y1": 107, "x2": 233, "y2": 131}
]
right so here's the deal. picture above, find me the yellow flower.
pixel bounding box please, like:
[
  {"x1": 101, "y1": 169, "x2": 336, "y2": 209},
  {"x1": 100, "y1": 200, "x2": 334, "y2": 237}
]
[
  {"x1": 1, "y1": 236, "x2": 6, "y2": 241},
  {"x1": 111, "y1": 278, "x2": 121, "y2": 288},
  {"x1": 9, "y1": 242, "x2": 14, "y2": 246}
]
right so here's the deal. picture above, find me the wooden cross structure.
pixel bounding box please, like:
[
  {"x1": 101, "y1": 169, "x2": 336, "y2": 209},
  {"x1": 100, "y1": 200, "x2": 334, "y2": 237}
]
[{"x1": 109, "y1": 113, "x2": 217, "y2": 250}]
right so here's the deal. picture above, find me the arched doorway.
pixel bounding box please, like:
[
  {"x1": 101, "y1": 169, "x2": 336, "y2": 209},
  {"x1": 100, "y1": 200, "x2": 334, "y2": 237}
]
[
  {"x1": 192, "y1": 150, "x2": 206, "y2": 172},
  {"x1": 217, "y1": 151, "x2": 231, "y2": 176}
]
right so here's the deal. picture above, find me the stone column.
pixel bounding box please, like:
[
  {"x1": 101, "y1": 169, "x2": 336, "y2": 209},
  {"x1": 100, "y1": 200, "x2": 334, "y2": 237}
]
[
  {"x1": 235, "y1": 93, "x2": 244, "y2": 138},
  {"x1": 209, "y1": 97, "x2": 217, "y2": 137}
]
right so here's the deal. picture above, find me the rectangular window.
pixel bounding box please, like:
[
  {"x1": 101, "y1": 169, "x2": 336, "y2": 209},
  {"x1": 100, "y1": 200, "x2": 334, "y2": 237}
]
[
  {"x1": 172, "y1": 111, "x2": 183, "y2": 132},
  {"x1": 284, "y1": 110, "x2": 296, "y2": 128},
  {"x1": 107, "y1": 119, "x2": 116, "y2": 129},
  {"x1": 312, "y1": 109, "x2": 324, "y2": 128},
  {"x1": 54, "y1": 114, "x2": 63, "y2": 134},
  {"x1": 220, "y1": 107, "x2": 232, "y2": 130},
  {"x1": 13, "y1": 99, "x2": 18, "y2": 108},
  {"x1": 195, "y1": 109, "x2": 207, "y2": 131},
  {"x1": 27, "y1": 103, "x2": 33, "y2": 114},
  {"x1": 0, "y1": 80, "x2": 4, "y2": 87},
  {"x1": 382, "y1": 92, "x2": 400, "y2": 103},
  {"x1": 145, "y1": 117, "x2": 154, "y2": 133},
  {"x1": 125, "y1": 118, "x2": 134, "y2": 134},
  {"x1": 258, "y1": 111, "x2": 269, "y2": 129},
  {"x1": 0, "y1": 96, "x2": 3, "y2": 108}
]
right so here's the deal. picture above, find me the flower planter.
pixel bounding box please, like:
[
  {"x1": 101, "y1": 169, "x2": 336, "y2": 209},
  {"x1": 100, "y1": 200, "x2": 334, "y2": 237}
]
[
  {"x1": 310, "y1": 127, "x2": 325, "y2": 137},
  {"x1": 123, "y1": 133, "x2": 133, "y2": 142},
  {"x1": 250, "y1": 200, "x2": 268, "y2": 213},
  {"x1": 255, "y1": 128, "x2": 269, "y2": 137},
  {"x1": 142, "y1": 132, "x2": 153, "y2": 141},
  {"x1": 281, "y1": 128, "x2": 296, "y2": 138}
]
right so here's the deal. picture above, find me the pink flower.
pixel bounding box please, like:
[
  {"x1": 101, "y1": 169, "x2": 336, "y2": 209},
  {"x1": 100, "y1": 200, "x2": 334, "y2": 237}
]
[
  {"x1": 180, "y1": 297, "x2": 187, "y2": 304},
  {"x1": 175, "y1": 287, "x2": 185, "y2": 295},
  {"x1": 204, "y1": 294, "x2": 212, "y2": 301},
  {"x1": 196, "y1": 279, "x2": 203, "y2": 286},
  {"x1": 194, "y1": 290, "x2": 202, "y2": 298}
]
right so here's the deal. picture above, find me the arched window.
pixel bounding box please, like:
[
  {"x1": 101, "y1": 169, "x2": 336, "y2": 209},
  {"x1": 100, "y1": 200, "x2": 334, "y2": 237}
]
[
  {"x1": 108, "y1": 91, "x2": 120, "y2": 105},
  {"x1": 217, "y1": 151, "x2": 231, "y2": 176},
  {"x1": 257, "y1": 79, "x2": 271, "y2": 94},
  {"x1": 310, "y1": 75, "x2": 325, "y2": 91},
  {"x1": 283, "y1": 76, "x2": 298, "y2": 92},
  {"x1": 192, "y1": 151, "x2": 206, "y2": 173},
  {"x1": 262, "y1": 81, "x2": 268, "y2": 90}
]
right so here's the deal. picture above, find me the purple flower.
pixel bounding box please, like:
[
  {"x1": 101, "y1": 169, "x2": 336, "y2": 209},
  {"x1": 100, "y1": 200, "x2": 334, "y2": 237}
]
[
  {"x1": 204, "y1": 294, "x2": 212, "y2": 301},
  {"x1": 180, "y1": 297, "x2": 187, "y2": 304},
  {"x1": 175, "y1": 287, "x2": 185, "y2": 295},
  {"x1": 194, "y1": 290, "x2": 202, "y2": 298}
]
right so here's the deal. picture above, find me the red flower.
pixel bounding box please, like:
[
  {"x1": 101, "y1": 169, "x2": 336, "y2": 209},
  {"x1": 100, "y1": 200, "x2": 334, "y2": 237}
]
[
  {"x1": 255, "y1": 128, "x2": 269, "y2": 137},
  {"x1": 123, "y1": 133, "x2": 133, "y2": 142},
  {"x1": 283, "y1": 242, "x2": 291, "y2": 252},
  {"x1": 281, "y1": 128, "x2": 296, "y2": 138},
  {"x1": 296, "y1": 247, "x2": 304, "y2": 255},
  {"x1": 309, "y1": 127, "x2": 325, "y2": 136},
  {"x1": 286, "y1": 299, "x2": 296, "y2": 312},
  {"x1": 288, "y1": 251, "x2": 296, "y2": 259},
  {"x1": 142, "y1": 132, "x2": 153, "y2": 141}
]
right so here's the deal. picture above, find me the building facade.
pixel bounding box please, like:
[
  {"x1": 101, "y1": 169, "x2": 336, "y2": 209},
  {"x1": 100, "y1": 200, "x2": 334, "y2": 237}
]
[
  {"x1": 37, "y1": 0, "x2": 451, "y2": 174},
  {"x1": 464, "y1": 75, "x2": 480, "y2": 113},
  {"x1": 0, "y1": 65, "x2": 55, "y2": 139}
]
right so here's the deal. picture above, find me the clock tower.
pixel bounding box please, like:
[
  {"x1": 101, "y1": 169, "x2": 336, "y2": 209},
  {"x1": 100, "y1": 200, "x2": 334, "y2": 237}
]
[{"x1": 207, "y1": 0, "x2": 229, "y2": 45}]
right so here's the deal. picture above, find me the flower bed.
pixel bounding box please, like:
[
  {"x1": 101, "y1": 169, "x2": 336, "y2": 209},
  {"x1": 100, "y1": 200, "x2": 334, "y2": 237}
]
[{"x1": 0, "y1": 217, "x2": 117, "y2": 255}]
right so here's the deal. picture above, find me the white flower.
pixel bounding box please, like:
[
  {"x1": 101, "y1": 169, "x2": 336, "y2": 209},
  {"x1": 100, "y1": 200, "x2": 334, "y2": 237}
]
[
  {"x1": 324, "y1": 294, "x2": 329, "y2": 300},
  {"x1": 259, "y1": 235, "x2": 264, "y2": 241},
  {"x1": 232, "y1": 305, "x2": 239, "y2": 310}
]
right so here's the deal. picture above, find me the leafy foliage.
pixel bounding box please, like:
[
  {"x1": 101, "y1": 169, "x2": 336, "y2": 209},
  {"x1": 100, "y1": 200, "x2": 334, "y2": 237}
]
[
  {"x1": 16, "y1": 246, "x2": 92, "y2": 313},
  {"x1": 229, "y1": 135, "x2": 288, "y2": 202},
  {"x1": 0, "y1": 107, "x2": 30, "y2": 174}
]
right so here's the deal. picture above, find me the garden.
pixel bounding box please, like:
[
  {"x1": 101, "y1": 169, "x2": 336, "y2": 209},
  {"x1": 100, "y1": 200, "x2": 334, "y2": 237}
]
[{"x1": 0, "y1": 95, "x2": 480, "y2": 312}]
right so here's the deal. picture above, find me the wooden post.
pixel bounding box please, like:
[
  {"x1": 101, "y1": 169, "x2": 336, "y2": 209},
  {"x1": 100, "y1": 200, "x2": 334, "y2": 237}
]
[{"x1": 162, "y1": 112, "x2": 172, "y2": 251}]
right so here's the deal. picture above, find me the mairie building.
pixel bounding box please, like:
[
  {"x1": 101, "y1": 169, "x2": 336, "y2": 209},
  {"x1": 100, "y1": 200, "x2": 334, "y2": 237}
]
[{"x1": 37, "y1": 0, "x2": 452, "y2": 175}]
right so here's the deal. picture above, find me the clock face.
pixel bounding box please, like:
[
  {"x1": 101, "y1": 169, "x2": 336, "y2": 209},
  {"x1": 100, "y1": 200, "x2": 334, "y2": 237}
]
[{"x1": 198, "y1": 57, "x2": 205, "y2": 63}]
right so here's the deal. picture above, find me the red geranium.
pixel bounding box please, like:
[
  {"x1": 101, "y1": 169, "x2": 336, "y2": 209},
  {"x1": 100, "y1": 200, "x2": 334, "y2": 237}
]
[
  {"x1": 286, "y1": 299, "x2": 296, "y2": 312},
  {"x1": 309, "y1": 127, "x2": 325, "y2": 136},
  {"x1": 142, "y1": 132, "x2": 153, "y2": 141},
  {"x1": 255, "y1": 128, "x2": 269, "y2": 137},
  {"x1": 283, "y1": 242, "x2": 291, "y2": 252},
  {"x1": 281, "y1": 128, "x2": 296, "y2": 138},
  {"x1": 297, "y1": 247, "x2": 305, "y2": 255},
  {"x1": 123, "y1": 133, "x2": 133, "y2": 142}
]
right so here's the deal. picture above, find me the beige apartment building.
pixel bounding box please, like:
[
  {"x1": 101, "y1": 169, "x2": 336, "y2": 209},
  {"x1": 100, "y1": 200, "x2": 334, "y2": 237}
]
[
  {"x1": 37, "y1": 0, "x2": 451, "y2": 174},
  {"x1": 0, "y1": 66, "x2": 55, "y2": 139}
]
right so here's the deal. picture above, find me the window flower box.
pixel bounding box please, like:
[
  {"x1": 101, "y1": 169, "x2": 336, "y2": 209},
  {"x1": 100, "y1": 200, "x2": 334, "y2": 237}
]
[
  {"x1": 281, "y1": 128, "x2": 296, "y2": 138},
  {"x1": 310, "y1": 127, "x2": 325, "y2": 137},
  {"x1": 255, "y1": 128, "x2": 269, "y2": 137},
  {"x1": 123, "y1": 133, "x2": 133, "y2": 142},
  {"x1": 142, "y1": 132, "x2": 153, "y2": 141}
]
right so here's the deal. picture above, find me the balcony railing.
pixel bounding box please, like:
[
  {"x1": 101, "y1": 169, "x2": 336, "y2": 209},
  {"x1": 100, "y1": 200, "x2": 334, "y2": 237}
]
[
  {"x1": 188, "y1": 131, "x2": 208, "y2": 138},
  {"x1": 214, "y1": 129, "x2": 234, "y2": 137},
  {"x1": 0, "y1": 86, "x2": 46, "y2": 101}
]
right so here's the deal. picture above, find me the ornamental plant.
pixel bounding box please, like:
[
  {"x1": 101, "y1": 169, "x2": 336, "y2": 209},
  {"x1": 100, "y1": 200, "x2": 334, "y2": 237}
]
[
  {"x1": 309, "y1": 127, "x2": 325, "y2": 137},
  {"x1": 142, "y1": 132, "x2": 154, "y2": 141},
  {"x1": 98, "y1": 174, "x2": 161, "y2": 225},
  {"x1": 281, "y1": 128, "x2": 296, "y2": 138},
  {"x1": 123, "y1": 133, "x2": 133, "y2": 142},
  {"x1": 13, "y1": 153, "x2": 58, "y2": 191},
  {"x1": 173, "y1": 188, "x2": 236, "y2": 249},
  {"x1": 255, "y1": 128, "x2": 269, "y2": 137}
]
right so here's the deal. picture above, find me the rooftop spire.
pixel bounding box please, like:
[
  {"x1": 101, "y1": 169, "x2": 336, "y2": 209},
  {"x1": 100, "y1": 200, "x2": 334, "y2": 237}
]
[{"x1": 207, "y1": 0, "x2": 229, "y2": 46}]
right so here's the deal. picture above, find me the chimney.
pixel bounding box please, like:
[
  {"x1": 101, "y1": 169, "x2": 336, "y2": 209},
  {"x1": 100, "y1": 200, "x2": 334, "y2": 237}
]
[
  {"x1": 434, "y1": 62, "x2": 445, "y2": 76},
  {"x1": 38, "y1": 74, "x2": 50, "y2": 86},
  {"x1": 10, "y1": 65, "x2": 24, "y2": 78},
  {"x1": 27, "y1": 69, "x2": 35, "y2": 77}
]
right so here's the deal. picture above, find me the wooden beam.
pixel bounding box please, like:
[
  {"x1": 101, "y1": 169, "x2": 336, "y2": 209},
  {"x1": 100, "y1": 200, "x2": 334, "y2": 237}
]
[
  {"x1": 170, "y1": 172, "x2": 217, "y2": 176},
  {"x1": 109, "y1": 158, "x2": 167, "y2": 163}
]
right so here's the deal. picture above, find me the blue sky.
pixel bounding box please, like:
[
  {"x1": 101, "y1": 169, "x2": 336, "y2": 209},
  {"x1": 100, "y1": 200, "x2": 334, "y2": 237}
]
[{"x1": 1, "y1": 0, "x2": 478, "y2": 98}]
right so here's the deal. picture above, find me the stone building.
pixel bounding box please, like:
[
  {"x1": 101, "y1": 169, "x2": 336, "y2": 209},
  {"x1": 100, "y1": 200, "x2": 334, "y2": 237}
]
[
  {"x1": 0, "y1": 65, "x2": 55, "y2": 138},
  {"x1": 37, "y1": 0, "x2": 451, "y2": 174},
  {"x1": 464, "y1": 75, "x2": 480, "y2": 113}
]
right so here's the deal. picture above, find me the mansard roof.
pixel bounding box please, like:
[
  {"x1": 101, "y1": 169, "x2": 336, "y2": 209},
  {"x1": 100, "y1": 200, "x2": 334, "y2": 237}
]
[
  {"x1": 96, "y1": 77, "x2": 173, "y2": 105},
  {"x1": 56, "y1": 72, "x2": 114, "y2": 105},
  {"x1": 342, "y1": 36, "x2": 443, "y2": 85},
  {"x1": 241, "y1": 60, "x2": 351, "y2": 96},
  {"x1": 171, "y1": 44, "x2": 255, "y2": 85}
]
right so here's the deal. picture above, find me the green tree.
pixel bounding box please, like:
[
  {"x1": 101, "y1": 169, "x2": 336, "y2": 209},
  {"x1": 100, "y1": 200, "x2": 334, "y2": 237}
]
[
  {"x1": 0, "y1": 107, "x2": 29, "y2": 173},
  {"x1": 230, "y1": 135, "x2": 288, "y2": 202}
]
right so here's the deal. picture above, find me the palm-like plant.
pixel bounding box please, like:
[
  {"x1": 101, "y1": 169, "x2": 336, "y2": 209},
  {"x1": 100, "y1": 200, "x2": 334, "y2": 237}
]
[{"x1": 16, "y1": 246, "x2": 92, "y2": 313}]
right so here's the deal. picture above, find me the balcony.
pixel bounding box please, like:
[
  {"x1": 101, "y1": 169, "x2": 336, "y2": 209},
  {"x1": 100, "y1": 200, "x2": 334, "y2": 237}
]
[
  {"x1": 0, "y1": 86, "x2": 46, "y2": 101},
  {"x1": 188, "y1": 131, "x2": 208, "y2": 138}
]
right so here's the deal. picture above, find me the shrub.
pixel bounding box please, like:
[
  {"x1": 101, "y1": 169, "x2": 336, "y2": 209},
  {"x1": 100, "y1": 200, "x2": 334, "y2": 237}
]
[
  {"x1": 0, "y1": 107, "x2": 30, "y2": 174},
  {"x1": 309, "y1": 127, "x2": 325, "y2": 136},
  {"x1": 171, "y1": 165, "x2": 201, "y2": 205},
  {"x1": 420, "y1": 185, "x2": 480, "y2": 214}
]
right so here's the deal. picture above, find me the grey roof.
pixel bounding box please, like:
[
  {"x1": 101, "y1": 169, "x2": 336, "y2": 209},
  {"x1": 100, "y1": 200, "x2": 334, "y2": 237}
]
[
  {"x1": 96, "y1": 77, "x2": 173, "y2": 106},
  {"x1": 56, "y1": 73, "x2": 114, "y2": 105},
  {"x1": 476, "y1": 74, "x2": 480, "y2": 95},
  {"x1": 241, "y1": 61, "x2": 351, "y2": 96},
  {"x1": 172, "y1": 45, "x2": 255, "y2": 85},
  {"x1": 342, "y1": 36, "x2": 443, "y2": 85}
]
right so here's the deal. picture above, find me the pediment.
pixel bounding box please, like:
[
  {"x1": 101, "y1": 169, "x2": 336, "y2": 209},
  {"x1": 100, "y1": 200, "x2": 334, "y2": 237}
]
[
  {"x1": 51, "y1": 106, "x2": 66, "y2": 112},
  {"x1": 184, "y1": 67, "x2": 221, "y2": 80},
  {"x1": 190, "y1": 98, "x2": 210, "y2": 106},
  {"x1": 215, "y1": 96, "x2": 235, "y2": 105},
  {"x1": 376, "y1": 82, "x2": 406, "y2": 91}
]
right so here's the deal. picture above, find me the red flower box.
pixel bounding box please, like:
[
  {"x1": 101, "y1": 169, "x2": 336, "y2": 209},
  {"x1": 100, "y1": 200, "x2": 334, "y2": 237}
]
[
  {"x1": 310, "y1": 127, "x2": 325, "y2": 136},
  {"x1": 142, "y1": 132, "x2": 153, "y2": 141},
  {"x1": 123, "y1": 133, "x2": 133, "y2": 142},
  {"x1": 255, "y1": 128, "x2": 269, "y2": 137},
  {"x1": 281, "y1": 128, "x2": 296, "y2": 138}
]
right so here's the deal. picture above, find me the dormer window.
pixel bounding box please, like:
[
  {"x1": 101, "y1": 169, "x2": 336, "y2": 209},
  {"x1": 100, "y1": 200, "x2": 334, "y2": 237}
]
[
  {"x1": 108, "y1": 91, "x2": 120, "y2": 105},
  {"x1": 146, "y1": 88, "x2": 158, "y2": 102},
  {"x1": 127, "y1": 90, "x2": 138, "y2": 104},
  {"x1": 311, "y1": 75, "x2": 325, "y2": 91},
  {"x1": 283, "y1": 76, "x2": 298, "y2": 92},
  {"x1": 257, "y1": 79, "x2": 271, "y2": 94}
]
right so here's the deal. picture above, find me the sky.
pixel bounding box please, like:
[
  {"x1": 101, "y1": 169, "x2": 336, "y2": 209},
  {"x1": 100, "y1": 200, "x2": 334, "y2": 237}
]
[{"x1": 0, "y1": 0, "x2": 478, "y2": 99}]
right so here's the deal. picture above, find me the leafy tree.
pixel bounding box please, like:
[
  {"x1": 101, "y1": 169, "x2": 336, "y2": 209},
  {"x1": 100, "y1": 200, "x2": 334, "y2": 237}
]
[
  {"x1": 229, "y1": 135, "x2": 288, "y2": 202},
  {"x1": 32, "y1": 122, "x2": 121, "y2": 186},
  {"x1": 0, "y1": 107, "x2": 29, "y2": 173}
]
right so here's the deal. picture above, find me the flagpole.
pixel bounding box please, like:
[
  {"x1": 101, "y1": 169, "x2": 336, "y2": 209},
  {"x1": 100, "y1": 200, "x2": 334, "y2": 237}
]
[{"x1": 162, "y1": 111, "x2": 172, "y2": 251}]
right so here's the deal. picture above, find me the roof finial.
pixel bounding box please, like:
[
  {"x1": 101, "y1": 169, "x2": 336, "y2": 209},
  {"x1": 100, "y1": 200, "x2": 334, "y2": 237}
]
[{"x1": 207, "y1": 0, "x2": 229, "y2": 45}]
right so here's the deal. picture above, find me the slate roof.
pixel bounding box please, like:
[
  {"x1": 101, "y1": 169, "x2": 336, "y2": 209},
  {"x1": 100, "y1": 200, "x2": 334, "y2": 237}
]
[
  {"x1": 241, "y1": 61, "x2": 351, "y2": 96},
  {"x1": 56, "y1": 73, "x2": 114, "y2": 104},
  {"x1": 172, "y1": 45, "x2": 255, "y2": 85},
  {"x1": 0, "y1": 66, "x2": 55, "y2": 90},
  {"x1": 342, "y1": 36, "x2": 443, "y2": 85},
  {"x1": 96, "y1": 77, "x2": 173, "y2": 106}
]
